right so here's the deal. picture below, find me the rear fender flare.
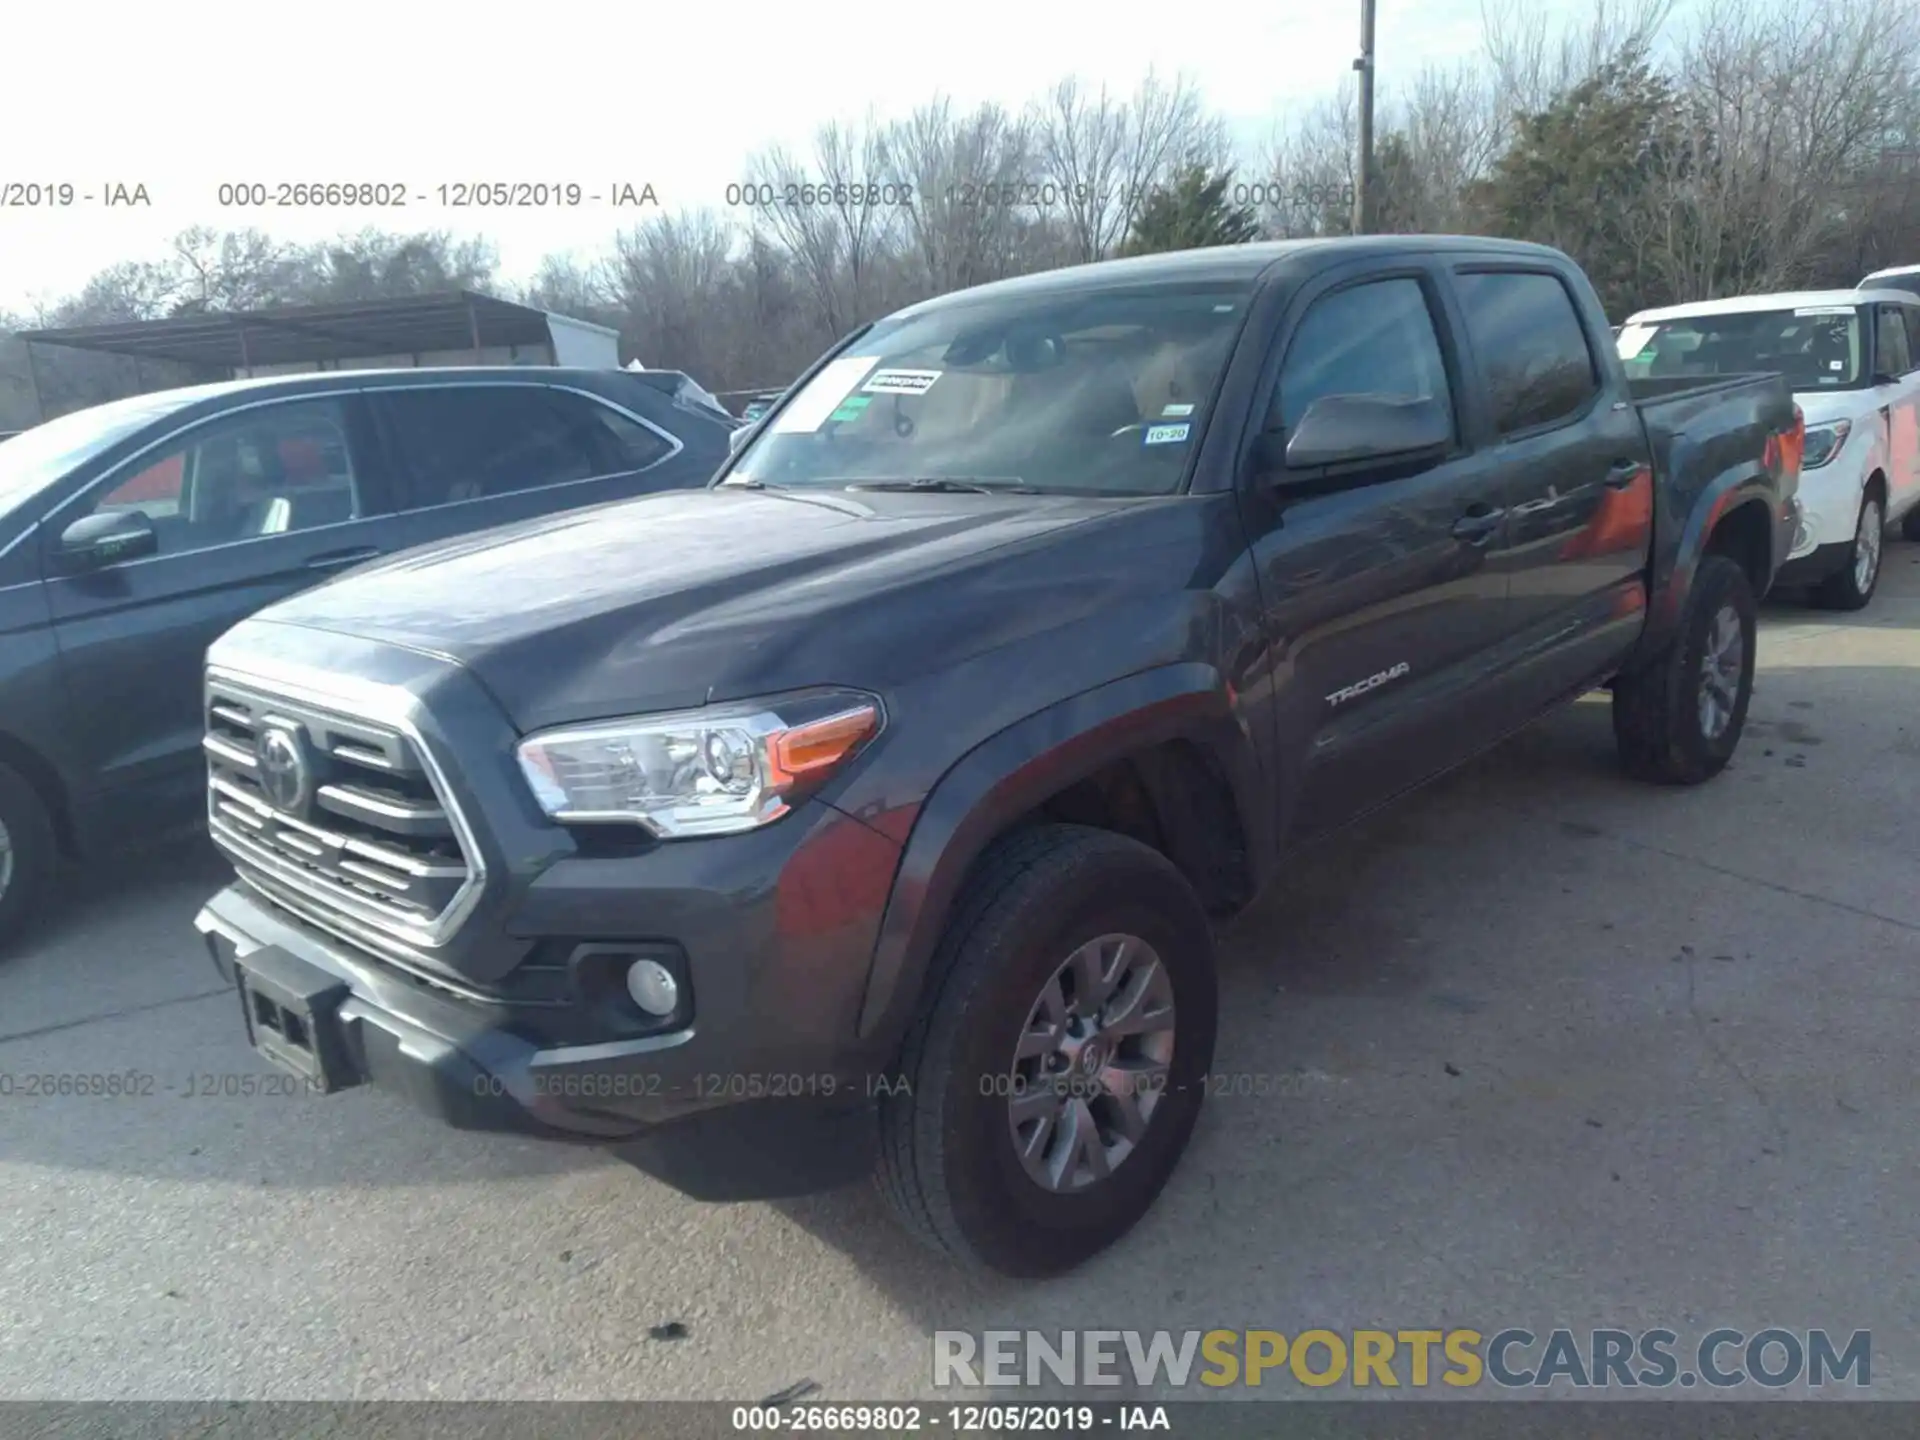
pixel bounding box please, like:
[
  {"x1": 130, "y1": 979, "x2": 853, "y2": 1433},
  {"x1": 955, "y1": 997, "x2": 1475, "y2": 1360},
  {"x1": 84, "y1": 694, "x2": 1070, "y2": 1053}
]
[{"x1": 1636, "y1": 464, "x2": 1781, "y2": 665}]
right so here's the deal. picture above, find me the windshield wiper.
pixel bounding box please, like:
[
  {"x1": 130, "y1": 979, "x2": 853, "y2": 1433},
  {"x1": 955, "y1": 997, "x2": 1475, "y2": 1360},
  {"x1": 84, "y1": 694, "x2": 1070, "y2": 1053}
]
[{"x1": 842, "y1": 477, "x2": 1036, "y2": 494}]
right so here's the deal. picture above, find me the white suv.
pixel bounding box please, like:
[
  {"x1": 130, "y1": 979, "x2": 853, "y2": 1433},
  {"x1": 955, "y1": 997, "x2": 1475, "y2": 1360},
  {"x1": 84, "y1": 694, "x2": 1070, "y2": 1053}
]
[
  {"x1": 1862, "y1": 264, "x2": 1920, "y2": 301},
  {"x1": 1618, "y1": 288, "x2": 1920, "y2": 610}
]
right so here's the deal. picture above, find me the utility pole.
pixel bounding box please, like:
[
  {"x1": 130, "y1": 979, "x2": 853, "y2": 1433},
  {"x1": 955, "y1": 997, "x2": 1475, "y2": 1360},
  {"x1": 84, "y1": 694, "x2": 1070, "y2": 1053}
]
[{"x1": 1352, "y1": 0, "x2": 1377, "y2": 235}]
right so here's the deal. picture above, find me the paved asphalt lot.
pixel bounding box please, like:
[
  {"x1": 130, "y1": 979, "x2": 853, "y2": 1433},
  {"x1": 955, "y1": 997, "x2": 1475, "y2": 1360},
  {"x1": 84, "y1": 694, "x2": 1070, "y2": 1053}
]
[{"x1": 4, "y1": 554, "x2": 1919, "y2": 1404}]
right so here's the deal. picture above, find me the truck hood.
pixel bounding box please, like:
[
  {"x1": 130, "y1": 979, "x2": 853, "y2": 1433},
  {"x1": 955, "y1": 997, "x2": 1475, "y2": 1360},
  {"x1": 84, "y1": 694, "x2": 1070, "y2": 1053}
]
[{"x1": 255, "y1": 487, "x2": 1155, "y2": 731}]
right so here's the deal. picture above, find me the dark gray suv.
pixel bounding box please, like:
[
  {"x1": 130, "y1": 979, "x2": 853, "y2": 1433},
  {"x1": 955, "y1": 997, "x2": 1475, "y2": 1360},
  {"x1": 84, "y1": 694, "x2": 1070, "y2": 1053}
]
[{"x1": 0, "y1": 367, "x2": 734, "y2": 945}]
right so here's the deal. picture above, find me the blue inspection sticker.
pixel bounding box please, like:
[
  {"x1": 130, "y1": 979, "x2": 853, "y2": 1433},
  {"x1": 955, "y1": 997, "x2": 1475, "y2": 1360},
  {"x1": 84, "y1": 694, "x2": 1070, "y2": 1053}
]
[{"x1": 1143, "y1": 422, "x2": 1191, "y2": 446}]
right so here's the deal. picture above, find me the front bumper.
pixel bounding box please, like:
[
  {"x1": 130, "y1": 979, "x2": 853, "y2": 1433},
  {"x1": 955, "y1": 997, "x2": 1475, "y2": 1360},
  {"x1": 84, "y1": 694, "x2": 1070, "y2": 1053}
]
[
  {"x1": 197, "y1": 881, "x2": 891, "y2": 1198},
  {"x1": 1786, "y1": 453, "x2": 1869, "y2": 563}
]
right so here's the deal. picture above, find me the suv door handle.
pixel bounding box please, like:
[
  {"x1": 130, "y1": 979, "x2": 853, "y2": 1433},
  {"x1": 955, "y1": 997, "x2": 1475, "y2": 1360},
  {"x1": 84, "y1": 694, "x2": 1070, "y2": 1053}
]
[
  {"x1": 1604, "y1": 460, "x2": 1645, "y2": 489},
  {"x1": 306, "y1": 546, "x2": 382, "y2": 571},
  {"x1": 1452, "y1": 505, "x2": 1505, "y2": 545}
]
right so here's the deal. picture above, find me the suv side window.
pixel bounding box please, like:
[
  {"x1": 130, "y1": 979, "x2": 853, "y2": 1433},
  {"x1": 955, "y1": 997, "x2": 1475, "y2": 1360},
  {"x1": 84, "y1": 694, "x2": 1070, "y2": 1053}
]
[
  {"x1": 1270, "y1": 277, "x2": 1455, "y2": 436},
  {"x1": 378, "y1": 386, "x2": 671, "y2": 508},
  {"x1": 1875, "y1": 305, "x2": 1915, "y2": 376},
  {"x1": 80, "y1": 398, "x2": 361, "y2": 557},
  {"x1": 547, "y1": 387, "x2": 677, "y2": 471},
  {"x1": 1455, "y1": 271, "x2": 1599, "y2": 435}
]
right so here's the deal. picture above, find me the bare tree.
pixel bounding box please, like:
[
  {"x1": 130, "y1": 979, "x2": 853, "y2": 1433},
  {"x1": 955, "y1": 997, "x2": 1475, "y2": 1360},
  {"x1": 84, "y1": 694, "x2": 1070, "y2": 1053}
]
[
  {"x1": 886, "y1": 99, "x2": 1040, "y2": 295},
  {"x1": 1034, "y1": 71, "x2": 1225, "y2": 262}
]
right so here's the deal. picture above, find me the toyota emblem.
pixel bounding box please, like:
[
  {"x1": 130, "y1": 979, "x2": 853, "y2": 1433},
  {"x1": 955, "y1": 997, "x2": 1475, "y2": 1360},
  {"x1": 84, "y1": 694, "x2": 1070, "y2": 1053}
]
[{"x1": 256, "y1": 726, "x2": 313, "y2": 814}]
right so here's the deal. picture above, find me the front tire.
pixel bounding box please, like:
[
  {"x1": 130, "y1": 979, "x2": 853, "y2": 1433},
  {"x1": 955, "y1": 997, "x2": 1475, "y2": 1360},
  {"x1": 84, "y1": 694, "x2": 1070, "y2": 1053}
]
[
  {"x1": 1612, "y1": 553, "x2": 1756, "y2": 786},
  {"x1": 0, "y1": 762, "x2": 56, "y2": 954},
  {"x1": 875, "y1": 824, "x2": 1218, "y2": 1277},
  {"x1": 1815, "y1": 491, "x2": 1885, "y2": 611}
]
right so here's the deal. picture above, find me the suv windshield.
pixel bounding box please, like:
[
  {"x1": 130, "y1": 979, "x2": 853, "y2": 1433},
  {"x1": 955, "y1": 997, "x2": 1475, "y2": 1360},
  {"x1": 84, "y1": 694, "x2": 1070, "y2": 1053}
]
[
  {"x1": 726, "y1": 281, "x2": 1255, "y2": 496},
  {"x1": 0, "y1": 390, "x2": 196, "y2": 524},
  {"x1": 1616, "y1": 306, "x2": 1865, "y2": 390}
]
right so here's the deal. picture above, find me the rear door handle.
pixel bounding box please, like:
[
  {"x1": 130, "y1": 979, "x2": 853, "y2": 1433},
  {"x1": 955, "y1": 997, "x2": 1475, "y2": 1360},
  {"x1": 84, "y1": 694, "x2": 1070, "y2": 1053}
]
[
  {"x1": 1604, "y1": 460, "x2": 1644, "y2": 489},
  {"x1": 305, "y1": 546, "x2": 381, "y2": 571},
  {"x1": 1452, "y1": 505, "x2": 1505, "y2": 545}
]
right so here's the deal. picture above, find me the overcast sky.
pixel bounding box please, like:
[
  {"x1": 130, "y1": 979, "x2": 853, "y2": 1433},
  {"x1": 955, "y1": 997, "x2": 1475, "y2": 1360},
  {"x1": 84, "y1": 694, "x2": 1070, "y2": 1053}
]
[{"x1": 0, "y1": 0, "x2": 1557, "y2": 313}]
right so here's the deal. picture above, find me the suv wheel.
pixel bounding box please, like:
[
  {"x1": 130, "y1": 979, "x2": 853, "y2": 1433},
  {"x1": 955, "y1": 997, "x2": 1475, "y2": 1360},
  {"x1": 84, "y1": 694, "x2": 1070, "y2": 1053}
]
[
  {"x1": 1816, "y1": 491, "x2": 1885, "y2": 611},
  {"x1": 875, "y1": 824, "x2": 1218, "y2": 1277},
  {"x1": 1612, "y1": 553, "x2": 1756, "y2": 785},
  {"x1": 0, "y1": 762, "x2": 56, "y2": 953}
]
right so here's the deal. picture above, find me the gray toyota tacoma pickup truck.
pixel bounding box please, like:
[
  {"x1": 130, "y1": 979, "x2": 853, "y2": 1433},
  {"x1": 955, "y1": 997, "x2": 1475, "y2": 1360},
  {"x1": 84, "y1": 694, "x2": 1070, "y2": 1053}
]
[{"x1": 193, "y1": 237, "x2": 1802, "y2": 1277}]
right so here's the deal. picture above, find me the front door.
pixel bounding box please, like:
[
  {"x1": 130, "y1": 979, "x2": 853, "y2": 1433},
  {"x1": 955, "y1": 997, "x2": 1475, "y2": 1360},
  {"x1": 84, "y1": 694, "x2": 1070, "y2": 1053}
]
[
  {"x1": 40, "y1": 393, "x2": 392, "y2": 826},
  {"x1": 1235, "y1": 266, "x2": 1519, "y2": 841},
  {"x1": 1872, "y1": 303, "x2": 1920, "y2": 516}
]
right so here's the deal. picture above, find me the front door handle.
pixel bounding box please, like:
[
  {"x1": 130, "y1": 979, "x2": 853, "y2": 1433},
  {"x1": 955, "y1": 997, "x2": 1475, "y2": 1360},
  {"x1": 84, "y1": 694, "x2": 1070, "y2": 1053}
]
[
  {"x1": 1452, "y1": 505, "x2": 1506, "y2": 545},
  {"x1": 306, "y1": 546, "x2": 382, "y2": 571},
  {"x1": 1604, "y1": 459, "x2": 1645, "y2": 489}
]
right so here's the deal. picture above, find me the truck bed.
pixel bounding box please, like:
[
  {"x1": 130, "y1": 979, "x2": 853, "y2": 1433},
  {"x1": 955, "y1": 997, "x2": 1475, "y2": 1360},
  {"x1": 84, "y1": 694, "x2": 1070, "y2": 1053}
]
[{"x1": 1627, "y1": 372, "x2": 1784, "y2": 405}]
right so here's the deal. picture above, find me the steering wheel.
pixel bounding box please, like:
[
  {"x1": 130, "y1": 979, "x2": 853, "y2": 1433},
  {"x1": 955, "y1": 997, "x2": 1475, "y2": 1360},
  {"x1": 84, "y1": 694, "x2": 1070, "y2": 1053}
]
[{"x1": 1108, "y1": 422, "x2": 1152, "y2": 441}]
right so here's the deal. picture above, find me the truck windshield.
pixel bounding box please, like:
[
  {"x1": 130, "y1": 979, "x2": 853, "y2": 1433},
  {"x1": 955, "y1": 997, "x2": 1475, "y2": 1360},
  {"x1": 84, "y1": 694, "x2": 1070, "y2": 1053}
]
[
  {"x1": 1616, "y1": 307, "x2": 1864, "y2": 390},
  {"x1": 724, "y1": 281, "x2": 1255, "y2": 496},
  {"x1": 0, "y1": 390, "x2": 193, "y2": 524}
]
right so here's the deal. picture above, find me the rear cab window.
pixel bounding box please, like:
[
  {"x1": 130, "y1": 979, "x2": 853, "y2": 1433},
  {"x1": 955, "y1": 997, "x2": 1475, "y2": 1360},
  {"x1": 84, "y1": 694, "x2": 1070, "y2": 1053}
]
[{"x1": 1453, "y1": 270, "x2": 1599, "y2": 435}]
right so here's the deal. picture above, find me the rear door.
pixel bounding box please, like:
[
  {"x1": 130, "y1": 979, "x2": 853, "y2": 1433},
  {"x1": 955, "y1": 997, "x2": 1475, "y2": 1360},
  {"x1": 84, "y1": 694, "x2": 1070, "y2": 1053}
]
[
  {"x1": 367, "y1": 382, "x2": 686, "y2": 553},
  {"x1": 39, "y1": 392, "x2": 393, "y2": 821},
  {"x1": 1447, "y1": 264, "x2": 1654, "y2": 709},
  {"x1": 1236, "y1": 261, "x2": 1521, "y2": 840}
]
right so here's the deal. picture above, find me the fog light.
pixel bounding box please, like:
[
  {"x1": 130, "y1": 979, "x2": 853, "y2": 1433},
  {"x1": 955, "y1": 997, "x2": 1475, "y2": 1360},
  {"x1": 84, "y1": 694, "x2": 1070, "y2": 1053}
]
[{"x1": 626, "y1": 959, "x2": 680, "y2": 1017}]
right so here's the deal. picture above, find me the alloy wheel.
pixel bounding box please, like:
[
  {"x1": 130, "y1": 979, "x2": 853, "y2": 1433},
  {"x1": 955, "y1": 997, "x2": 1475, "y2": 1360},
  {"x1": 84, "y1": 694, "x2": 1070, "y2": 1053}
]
[
  {"x1": 1697, "y1": 603, "x2": 1745, "y2": 741},
  {"x1": 1855, "y1": 497, "x2": 1885, "y2": 595},
  {"x1": 1005, "y1": 932, "x2": 1177, "y2": 1192}
]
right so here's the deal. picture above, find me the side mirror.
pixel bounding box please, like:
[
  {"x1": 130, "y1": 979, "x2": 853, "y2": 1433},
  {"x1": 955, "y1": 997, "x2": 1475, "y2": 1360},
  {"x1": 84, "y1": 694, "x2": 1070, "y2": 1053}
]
[
  {"x1": 728, "y1": 423, "x2": 754, "y2": 453},
  {"x1": 1278, "y1": 394, "x2": 1452, "y2": 471},
  {"x1": 1872, "y1": 370, "x2": 1899, "y2": 387},
  {"x1": 58, "y1": 510, "x2": 158, "y2": 570}
]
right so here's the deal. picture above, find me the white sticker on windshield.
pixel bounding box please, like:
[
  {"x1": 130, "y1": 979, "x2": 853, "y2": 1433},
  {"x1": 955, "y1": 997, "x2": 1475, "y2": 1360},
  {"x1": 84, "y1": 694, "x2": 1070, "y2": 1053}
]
[
  {"x1": 863, "y1": 368, "x2": 942, "y2": 396},
  {"x1": 1795, "y1": 306, "x2": 1855, "y2": 316},
  {"x1": 1144, "y1": 423, "x2": 1191, "y2": 445},
  {"x1": 772, "y1": 355, "x2": 881, "y2": 433},
  {"x1": 1616, "y1": 324, "x2": 1656, "y2": 359},
  {"x1": 1830, "y1": 360, "x2": 1845, "y2": 370},
  {"x1": 1162, "y1": 402, "x2": 1196, "y2": 417}
]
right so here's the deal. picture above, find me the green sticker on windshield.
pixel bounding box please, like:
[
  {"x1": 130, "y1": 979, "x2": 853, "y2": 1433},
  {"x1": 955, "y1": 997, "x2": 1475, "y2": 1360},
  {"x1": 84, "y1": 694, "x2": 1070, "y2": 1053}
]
[{"x1": 828, "y1": 395, "x2": 871, "y2": 423}]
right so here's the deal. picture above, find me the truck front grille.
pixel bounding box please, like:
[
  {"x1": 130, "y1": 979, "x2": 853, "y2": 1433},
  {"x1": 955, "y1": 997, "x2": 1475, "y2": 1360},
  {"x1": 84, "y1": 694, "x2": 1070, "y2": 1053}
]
[{"x1": 202, "y1": 676, "x2": 481, "y2": 952}]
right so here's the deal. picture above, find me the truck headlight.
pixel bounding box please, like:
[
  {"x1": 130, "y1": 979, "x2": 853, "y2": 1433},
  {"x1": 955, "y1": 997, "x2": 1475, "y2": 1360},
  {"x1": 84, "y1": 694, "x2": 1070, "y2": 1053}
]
[
  {"x1": 515, "y1": 689, "x2": 882, "y2": 837},
  {"x1": 1802, "y1": 420, "x2": 1851, "y2": 469}
]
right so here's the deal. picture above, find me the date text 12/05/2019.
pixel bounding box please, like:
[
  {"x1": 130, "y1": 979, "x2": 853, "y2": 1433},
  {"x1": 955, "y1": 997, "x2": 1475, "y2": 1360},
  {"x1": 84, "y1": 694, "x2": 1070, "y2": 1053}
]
[
  {"x1": 729, "y1": 1404, "x2": 1170, "y2": 1431},
  {"x1": 1, "y1": 182, "x2": 150, "y2": 207},
  {"x1": 0, "y1": 1070, "x2": 322, "y2": 1098},
  {"x1": 212, "y1": 182, "x2": 660, "y2": 209}
]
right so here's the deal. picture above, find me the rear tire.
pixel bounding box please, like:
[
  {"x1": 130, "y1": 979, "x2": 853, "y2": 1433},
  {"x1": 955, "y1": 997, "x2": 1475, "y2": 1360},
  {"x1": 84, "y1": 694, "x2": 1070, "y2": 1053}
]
[
  {"x1": 0, "y1": 761, "x2": 57, "y2": 954},
  {"x1": 1815, "y1": 491, "x2": 1885, "y2": 611},
  {"x1": 874, "y1": 824, "x2": 1217, "y2": 1277},
  {"x1": 1612, "y1": 554, "x2": 1756, "y2": 786}
]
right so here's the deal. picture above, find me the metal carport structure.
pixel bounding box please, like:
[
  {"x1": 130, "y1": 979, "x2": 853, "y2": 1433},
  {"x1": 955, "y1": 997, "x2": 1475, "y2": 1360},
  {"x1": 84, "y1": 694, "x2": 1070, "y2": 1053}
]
[{"x1": 11, "y1": 291, "x2": 619, "y2": 421}]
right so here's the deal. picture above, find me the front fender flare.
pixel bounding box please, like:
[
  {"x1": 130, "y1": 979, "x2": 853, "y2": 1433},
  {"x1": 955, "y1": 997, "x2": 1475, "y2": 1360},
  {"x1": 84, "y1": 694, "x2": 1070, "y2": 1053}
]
[{"x1": 853, "y1": 661, "x2": 1270, "y2": 1044}]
